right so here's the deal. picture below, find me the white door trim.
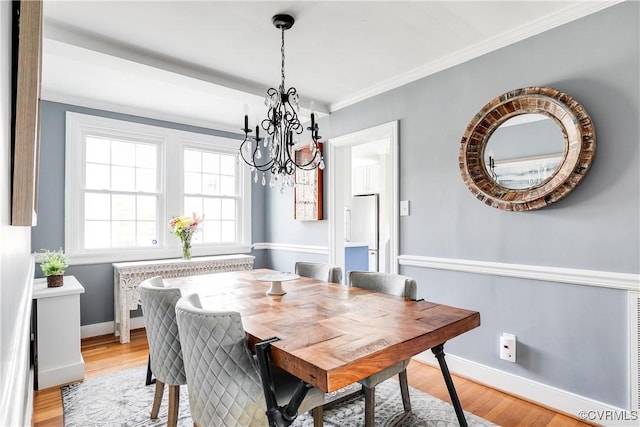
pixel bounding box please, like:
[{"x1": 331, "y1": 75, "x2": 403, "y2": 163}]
[{"x1": 328, "y1": 121, "x2": 399, "y2": 275}]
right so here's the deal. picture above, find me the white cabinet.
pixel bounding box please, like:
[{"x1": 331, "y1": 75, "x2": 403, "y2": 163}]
[
  {"x1": 32, "y1": 275, "x2": 85, "y2": 390},
  {"x1": 352, "y1": 164, "x2": 380, "y2": 195}
]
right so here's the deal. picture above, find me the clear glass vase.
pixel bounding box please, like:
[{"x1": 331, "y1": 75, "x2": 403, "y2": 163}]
[{"x1": 181, "y1": 238, "x2": 192, "y2": 260}]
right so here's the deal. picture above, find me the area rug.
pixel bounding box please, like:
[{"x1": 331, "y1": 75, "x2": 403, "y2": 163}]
[{"x1": 62, "y1": 365, "x2": 496, "y2": 426}]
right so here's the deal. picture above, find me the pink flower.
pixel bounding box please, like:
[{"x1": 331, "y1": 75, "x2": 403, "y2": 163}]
[{"x1": 168, "y1": 214, "x2": 203, "y2": 242}]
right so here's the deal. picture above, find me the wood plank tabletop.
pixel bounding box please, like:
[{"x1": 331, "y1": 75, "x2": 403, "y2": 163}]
[{"x1": 166, "y1": 269, "x2": 480, "y2": 393}]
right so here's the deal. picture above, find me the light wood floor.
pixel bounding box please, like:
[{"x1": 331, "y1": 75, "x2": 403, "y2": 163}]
[{"x1": 33, "y1": 329, "x2": 593, "y2": 427}]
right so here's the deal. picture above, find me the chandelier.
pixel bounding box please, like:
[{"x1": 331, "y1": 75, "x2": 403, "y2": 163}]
[{"x1": 239, "y1": 14, "x2": 324, "y2": 192}]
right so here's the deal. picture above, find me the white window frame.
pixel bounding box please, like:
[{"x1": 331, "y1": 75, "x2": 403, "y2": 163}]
[
  {"x1": 175, "y1": 138, "x2": 246, "y2": 246},
  {"x1": 65, "y1": 112, "x2": 251, "y2": 265}
]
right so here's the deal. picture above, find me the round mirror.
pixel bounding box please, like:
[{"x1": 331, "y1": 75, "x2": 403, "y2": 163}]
[
  {"x1": 484, "y1": 113, "x2": 565, "y2": 190},
  {"x1": 459, "y1": 87, "x2": 595, "y2": 211}
]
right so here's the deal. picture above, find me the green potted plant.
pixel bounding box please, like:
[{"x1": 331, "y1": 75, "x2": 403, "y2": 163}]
[{"x1": 39, "y1": 248, "x2": 68, "y2": 288}]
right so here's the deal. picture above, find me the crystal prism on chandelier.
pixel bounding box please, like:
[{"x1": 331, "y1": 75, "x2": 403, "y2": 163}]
[{"x1": 239, "y1": 14, "x2": 325, "y2": 193}]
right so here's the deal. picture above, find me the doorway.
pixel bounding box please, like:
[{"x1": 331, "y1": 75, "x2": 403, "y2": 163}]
[{"x1": 328, "y1": 121, "x2": 399, "y2": 281}]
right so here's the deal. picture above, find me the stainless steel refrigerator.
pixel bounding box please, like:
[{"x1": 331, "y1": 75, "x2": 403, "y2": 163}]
[{"x1": 346, "y1": 194, "x2": 379, "y2": 271}]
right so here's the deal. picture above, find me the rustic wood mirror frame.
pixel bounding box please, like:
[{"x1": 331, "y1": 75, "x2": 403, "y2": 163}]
[{"x1": 459, "y1": 86, "x2": 595, "y2": 211}]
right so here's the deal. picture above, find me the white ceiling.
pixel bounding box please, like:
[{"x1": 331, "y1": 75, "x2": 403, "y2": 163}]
[{"x1": 41, "y1": 0, "x2": 619, "y2": 132}]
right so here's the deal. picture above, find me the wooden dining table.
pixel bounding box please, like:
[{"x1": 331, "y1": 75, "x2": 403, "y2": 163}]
[{"x1": 165, "y1": 268, "x2": 481, "y2": 426}]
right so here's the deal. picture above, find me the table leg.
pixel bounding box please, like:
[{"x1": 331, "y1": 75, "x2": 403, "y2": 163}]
[
  {"x1": 119, "y1": 294, "x2": 131, "y2": 344},
  {"x1": 431, "y1": 343, "x2": 468, "y2": 427},
  {"x1": 255, "y1": 338, "x2": 312, "y2": 427},
  {"x1": 113, "y1": 275, "x2": 120, "y2": 337}
]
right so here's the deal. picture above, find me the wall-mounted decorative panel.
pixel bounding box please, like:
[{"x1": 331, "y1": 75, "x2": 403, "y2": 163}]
[
  {"x1": 11, "y1": 0, "x2": 42, "y2": 226},
  {"x1": 294, "y1": 143, "x2": 323, "y2": 221}
]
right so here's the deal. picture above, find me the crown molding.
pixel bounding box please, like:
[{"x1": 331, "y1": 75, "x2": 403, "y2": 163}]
[
  {"x1": 330, "y1": 1, "x2": 623, "y2": 112},
  {"x1": 41, "y1": 91, "x2": 241, "y2": 134}
]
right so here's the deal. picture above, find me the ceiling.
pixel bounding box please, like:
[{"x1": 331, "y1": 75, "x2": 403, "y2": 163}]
[{"x1": 41, "y1": 1, "x2": 618, "y2": 132}]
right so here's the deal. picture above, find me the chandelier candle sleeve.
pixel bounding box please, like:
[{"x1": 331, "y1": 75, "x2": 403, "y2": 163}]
[
  {"x1": 310, "y1": 100, "x2": 316, "y2": 130},
  {"x1": 239, "y1": 13, "x2": 324, "y2": 193}
]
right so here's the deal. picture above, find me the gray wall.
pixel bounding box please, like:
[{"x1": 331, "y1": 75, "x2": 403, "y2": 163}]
[
  {"x1": 266, "y1": 251, "x2": 328, "y2": 275},
  {"x1": 262, "y1": 119, "x2": 332, "y2": 274},
  {"x1": 34, "y1": 101, "x2": 268, "y2": 324},
  {"x1": 264, "y1": 3, "x2": 639, "y2": 408}
]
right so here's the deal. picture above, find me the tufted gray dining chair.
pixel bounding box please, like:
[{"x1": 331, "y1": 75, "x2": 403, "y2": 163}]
[
  {"x1": 139, "y1": 276, "x2": 186, "y2": 427},
  {"x1": 348, "y1": 271, "x2": 418, "y2": 426},
  {"x1": 294, "y1": 261, "x2": 343, "y2": 284},
  {"x1": 175, "y1": 293, "x2": 325, "y2": 427}
]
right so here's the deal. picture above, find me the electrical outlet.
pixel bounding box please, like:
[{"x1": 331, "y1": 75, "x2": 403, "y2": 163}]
[{"x1": 500, "y1": 333, "x2": 516, "y2": 362}]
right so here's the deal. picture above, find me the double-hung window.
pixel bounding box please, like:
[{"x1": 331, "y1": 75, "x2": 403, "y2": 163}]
[
  {"x1": 65, "y1": 112, "x2": 251, "y2": 264},
  {"x1": 182, "y1": 146, "x2": 238, "y2": 244},
  {"x1": 83, "y1": 134, "x2": 160, "y2": 249}
]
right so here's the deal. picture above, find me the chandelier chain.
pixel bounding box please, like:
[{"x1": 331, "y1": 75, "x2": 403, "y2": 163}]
[{"x1": 280, "y1": 27, "x2": 286, "y2": 93}]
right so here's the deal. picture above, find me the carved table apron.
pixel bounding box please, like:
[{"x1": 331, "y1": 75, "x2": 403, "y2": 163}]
[{"x1": 113, "y1": 254, "x2": 254, "y2": 343}]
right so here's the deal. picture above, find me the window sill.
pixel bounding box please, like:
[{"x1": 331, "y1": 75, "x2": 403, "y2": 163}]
[{"x1": 63, "y1": 245, "x2": 253, "y2": 266}]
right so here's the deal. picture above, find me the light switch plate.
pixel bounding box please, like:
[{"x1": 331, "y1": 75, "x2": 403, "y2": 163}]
[{"x1": 400, "y1": 200, "x2": 410, "y2": 216}]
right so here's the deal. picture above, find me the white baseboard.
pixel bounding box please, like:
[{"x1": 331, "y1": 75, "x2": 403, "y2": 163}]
[
  {"x1": 37, "y1": 359, "x2": 85, "y2": 390},
  {"x1": 81, "y1": 316, "x2": 146, "y2": 339},
  {"x1": 414, "y1": 352, "x2": 637, "y2": 426}
]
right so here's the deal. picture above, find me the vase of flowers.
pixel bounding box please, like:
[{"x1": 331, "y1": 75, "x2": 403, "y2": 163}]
[{"x1": 169, "y1": 213, "x2": 202, "y2": 260}]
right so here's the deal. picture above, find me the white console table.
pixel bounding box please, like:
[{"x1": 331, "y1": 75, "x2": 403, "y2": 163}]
[
  {"x1": 113, "y1": 254, "x2": 254, "y2": 343},
  {"x1": 32, "y1": 275, "x2": 85, "y2": 390}
]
